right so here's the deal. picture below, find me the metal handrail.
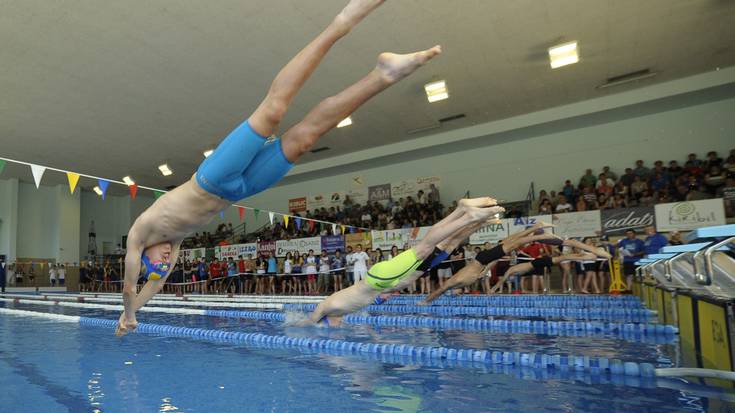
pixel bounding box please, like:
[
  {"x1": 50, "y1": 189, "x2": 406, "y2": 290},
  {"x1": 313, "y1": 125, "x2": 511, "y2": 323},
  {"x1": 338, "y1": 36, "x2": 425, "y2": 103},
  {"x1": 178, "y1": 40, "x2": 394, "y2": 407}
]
[
  {"x1": 693, "y1": 248, "x2": 707, "y2": 285},
  {"x1": 702, "y1": 236, "x2": 735, "y2": 286},
  {"x1": 665, "y1": 252, "x2": 691, "y2": 283}
]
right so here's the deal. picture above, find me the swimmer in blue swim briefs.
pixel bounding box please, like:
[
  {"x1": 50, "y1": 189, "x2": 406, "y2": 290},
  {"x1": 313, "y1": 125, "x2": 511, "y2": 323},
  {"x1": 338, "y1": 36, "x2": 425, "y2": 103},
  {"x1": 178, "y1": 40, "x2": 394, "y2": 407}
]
[{"x1": 117, "y1": 0, "x2": 444, "y2": 337}]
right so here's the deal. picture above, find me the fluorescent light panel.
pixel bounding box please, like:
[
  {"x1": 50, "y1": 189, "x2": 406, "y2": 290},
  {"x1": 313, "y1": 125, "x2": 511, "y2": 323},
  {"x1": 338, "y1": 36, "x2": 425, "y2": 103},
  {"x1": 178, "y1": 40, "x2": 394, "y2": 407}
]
[
  {"x1": 93, "y1": 186, "x2": 103, "y2": 196},
  {"x1": 203, "y1": 149, "x2": 214, "y2": 158},
  {"x1": 549, "y1": 41, "x2": 579, "y2": 69},
  {"x1": 122, "y1": 176, "x2": 135, "y2": 186},
  {"x1": 424, "y1": 80, "x2": 449, "y2": 103},
  {"x1": 337, "y1": 117, "x2": 352, "y2": 128},
  {"x1": 158, "y1": 164, "x2": 173, "y2": 176}
]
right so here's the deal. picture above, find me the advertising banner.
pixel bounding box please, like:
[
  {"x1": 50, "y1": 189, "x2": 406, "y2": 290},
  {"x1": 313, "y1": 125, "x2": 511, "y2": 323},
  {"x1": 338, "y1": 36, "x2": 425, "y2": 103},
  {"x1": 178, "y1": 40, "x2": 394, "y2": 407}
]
[
  {"x1": 214, "y1": 243, "x2": 257, "y2": 260},
  {"x1": 180, "y1": 248, "x2": 206, "y2": 261},
  {"x1": 371, "y1": 229, "x2": 409, "y2": 250},
  {"x1": 288, "y1": 197, "x2": 307, "y2": 213},
  {"x1": 345, "y1": 232, "x2": 371, "y2": 251},
  {"x1": 600, "y1": 207, "x2": 655, "y2": 235},
  {"x1": 368, "y1": 183, "x2": 391, "y2": 202},
  {"x1": 275, "y1": 237, "x2": 322, "y2": 257},
  {"x1": 469, "y1": 221, "x2": 509, "y2": 244},
  {"x1": 552, "y1": 211, "x2": 602, "y2": 238},
  {"x1": 403, "y1": 226, "x2": 431, "y2": 248},
  {"x1": 257, "y1": 240, "x2": 276, "y2": 256},
  {"x1": 321, "y1": 235, "x2": 345, "y2": 253},
  {"x1": 507, "y1": 215, "x2": 553, "y2": 235},
  {"x1": 654, "y1": 199, "x2": 726, "y2": 232}
]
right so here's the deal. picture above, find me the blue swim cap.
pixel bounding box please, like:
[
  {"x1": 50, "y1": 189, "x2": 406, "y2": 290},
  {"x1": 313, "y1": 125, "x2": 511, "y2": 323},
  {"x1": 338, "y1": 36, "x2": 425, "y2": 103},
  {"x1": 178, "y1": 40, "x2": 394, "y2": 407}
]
[{"x1": 140, "y1": 253, "x2": 171, "y2": 281}]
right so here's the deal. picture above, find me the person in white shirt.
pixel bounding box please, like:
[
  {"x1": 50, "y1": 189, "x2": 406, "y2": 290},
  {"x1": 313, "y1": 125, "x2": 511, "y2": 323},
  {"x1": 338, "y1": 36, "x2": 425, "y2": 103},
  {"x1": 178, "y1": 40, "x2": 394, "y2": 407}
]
[
  {"x1": 281, "y1": 252, "x2": 293, "y2": 295},
  {"x1": 555, "y1": 195, "x2": 573, "y2": 213},
  {"x1": 304, "y1": 250, "x2": 318, "y2": 294},
  {"x1": 595, "y1": 173, "x2": 615, "y2": 190},
  {"x1": 345, "y1": 246, "x2": 355, "y2": 286},
  {"x1": 318, "y1": 251, "x2": 331, "y2": 294},
  {"x1": 49, "y1": 264, "x2": 57, "y2": 287},
  {"x1": 57, "y1": 264, "x2": 66, "y2": 287},
  {"x1": 349, "y1": 244, "x2": 370, "y2": 283}
]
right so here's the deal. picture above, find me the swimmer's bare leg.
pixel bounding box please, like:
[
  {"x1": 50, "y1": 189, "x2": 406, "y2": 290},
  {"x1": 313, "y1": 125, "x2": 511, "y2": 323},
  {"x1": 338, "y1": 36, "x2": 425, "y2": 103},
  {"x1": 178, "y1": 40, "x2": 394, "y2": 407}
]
[
  {"x1": 421, "y1": 260, "x2": 486, "y2": 304},
  {"x1": 281, "y1": 46, "x2": 442, "y2": 162},
  {"x1": 490, "y1": 262, "x2": 533, "y2": 294},
  {"x1": 248, "y1": 0, "x2": 385, "y2": 137}
]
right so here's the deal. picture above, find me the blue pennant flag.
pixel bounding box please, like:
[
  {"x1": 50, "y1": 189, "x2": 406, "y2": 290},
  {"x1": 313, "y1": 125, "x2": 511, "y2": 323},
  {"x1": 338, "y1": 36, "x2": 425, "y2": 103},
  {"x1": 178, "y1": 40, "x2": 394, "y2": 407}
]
[{"x1": 97, "y1": 179, "x2": 110, "y2": 200}]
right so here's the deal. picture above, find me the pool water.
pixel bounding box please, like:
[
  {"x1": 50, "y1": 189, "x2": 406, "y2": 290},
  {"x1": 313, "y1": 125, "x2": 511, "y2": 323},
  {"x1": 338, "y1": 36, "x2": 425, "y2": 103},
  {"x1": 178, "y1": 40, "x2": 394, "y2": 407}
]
[{"x1": 1, "y1": 299, "x2": 733, "y2": 412}]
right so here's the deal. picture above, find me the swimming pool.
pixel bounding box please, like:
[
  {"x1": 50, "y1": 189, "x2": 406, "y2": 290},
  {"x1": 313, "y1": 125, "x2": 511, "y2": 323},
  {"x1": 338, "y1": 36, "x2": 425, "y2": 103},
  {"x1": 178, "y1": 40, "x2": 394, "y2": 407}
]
[{"x1": 1, "y1": 295, "x2": 733, "y2": 412}]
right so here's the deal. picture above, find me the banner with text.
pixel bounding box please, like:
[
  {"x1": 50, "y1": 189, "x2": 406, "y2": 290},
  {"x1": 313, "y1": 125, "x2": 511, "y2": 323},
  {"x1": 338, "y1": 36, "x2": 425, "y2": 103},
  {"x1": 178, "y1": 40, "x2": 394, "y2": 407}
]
[
  {"x1": 215, "y1": 243, "x2": 258, "y2": 260},
  {"x1": 600, "y1": 207, "x2": 655, "y2": 235},
  {"x1": 507, "y1": 215, "x2": 553, "y2": 235},
  {"x1": 275, "y1": 237, "x2": 322, "y2": 257},
  {"x1": 180, "y1": 248, "x2": 206, "y2": 260},
  {"x1": 655, "y1": 199, "x2": 726, "y2": 232},
  {"x1": 552, "y1": 211, "x2": 602, "y2": 238},
  {"x1": 288, "y1": 197, "x2": 307, "y2": 213},
  {"x1": 321, "y1": 235, "x2": 345, "y2": 253},
  {"x1": 257, "y1": 240, "x2": 276, "y2": 256},
  {"x1": 391, "y1": 176, "x2": 441, "y2": 200},
  {"x1": 469, "y1": 221, "x2": 509, "y2": 244},
  {"x1": 368, "y1": 184, "x2": 391, "y2": 202},
  {"x1": 403, "y1": 226, "x2": 432, "y2": 248},
  {"x1": 371, "y1": 229, "x2": 409, "y2": 250},
  {"x1": 345, "y1": 232, "x2": 371, "y2": 251}
]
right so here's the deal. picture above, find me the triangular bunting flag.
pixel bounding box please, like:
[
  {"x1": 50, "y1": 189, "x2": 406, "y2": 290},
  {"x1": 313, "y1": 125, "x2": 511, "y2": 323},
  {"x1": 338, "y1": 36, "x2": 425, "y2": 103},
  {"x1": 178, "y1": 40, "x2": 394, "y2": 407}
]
[
  {"x1": 268, "y1": 212, "x2": 274, "y2": 225},
  {"x1": 0, "y1": 160, "x2": 6, "y2": 176},
  {"x1": 295, "y1": 217, "x2": 302, "y2": 230},
  {"x1": 30, "y1": 164, "x2": 46, "y2": 188},
  {"x1": 341, "y1": 225, "x2": 346, "y2": 234},
  {"x1": 350, "y1": 226, "x2": 355, "y2": 234},
  {"x1": 332, "y1": 224, "x2": 337, "y2": 235},
  {"x1": 66, "y1": 172, "x2": 80, "y2": 194},
  {"x1": 283, "y1": 215, "x2": 289, "y2": 228},
  {"x1": 308, "y1": 220, "x2": 315, "y2": 232},
  {"x1": 154, "y1": 191, "x2": 164, "y2": 199},
  {"x1": 97, "y1": 179, "x2": 110, "y2": 200},
  {"x1": 40, "y1": 262, "x2": 45, "y2": 269},
  {"x1": 129, "y1": 184, "x2": 138, "y2": 200},
  {"x1": 238, "y1": 207, "x2": 245, "y2": 222},
  {"x1": 220, "y1": 210, "x2": 225, "y2": 219},
  {"x1": 254, "y1": 209, "x2": 260, "y2": 222}
]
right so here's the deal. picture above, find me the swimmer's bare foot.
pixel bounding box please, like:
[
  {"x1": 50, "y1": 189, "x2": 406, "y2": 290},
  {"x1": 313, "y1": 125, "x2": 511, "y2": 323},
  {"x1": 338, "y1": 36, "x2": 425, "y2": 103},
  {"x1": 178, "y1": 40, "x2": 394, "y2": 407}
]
[
  {"x1": 459, "y1": 197, "x2": 498, "y2": 209},
  {"x1": 466, "y1": 206, "x2": 505, "y2": 222},
  {"x1": 376, "y1": 46, "x2": 442, "y2": 84},
  {"x1": 335, "y1": 0, "x2": 385, "y2": 32}
]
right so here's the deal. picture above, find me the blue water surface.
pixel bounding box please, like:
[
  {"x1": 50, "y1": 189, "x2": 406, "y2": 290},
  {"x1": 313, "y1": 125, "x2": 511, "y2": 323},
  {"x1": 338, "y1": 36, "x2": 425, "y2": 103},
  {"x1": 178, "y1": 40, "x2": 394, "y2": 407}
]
[{"x1": 1, "y1": 300, "x2": 734, "y2": 412}]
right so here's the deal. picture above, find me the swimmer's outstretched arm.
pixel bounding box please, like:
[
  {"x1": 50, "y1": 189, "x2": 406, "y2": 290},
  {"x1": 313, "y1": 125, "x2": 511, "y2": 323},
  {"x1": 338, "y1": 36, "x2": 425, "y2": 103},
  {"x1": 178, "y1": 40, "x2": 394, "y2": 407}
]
[
  {"x1": 117, "y1": 242, "x2": 180, "y2": 337},
  {"x1": 562, "y1": 239, "x2": 612, "y2": 259}
]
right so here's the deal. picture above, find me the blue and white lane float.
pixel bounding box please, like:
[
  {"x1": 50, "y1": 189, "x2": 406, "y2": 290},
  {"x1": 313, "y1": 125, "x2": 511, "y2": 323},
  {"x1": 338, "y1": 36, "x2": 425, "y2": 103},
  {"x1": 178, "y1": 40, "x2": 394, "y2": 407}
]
[
  {"x1": 0, "y1": 294, "x2": 655, "y2": 323},
  {"x1": 1, "y1": 306, "x2": 732, "y2": 397},
  {"x1": 0, "y1": 297, "x2": 677, "y2": 342}
]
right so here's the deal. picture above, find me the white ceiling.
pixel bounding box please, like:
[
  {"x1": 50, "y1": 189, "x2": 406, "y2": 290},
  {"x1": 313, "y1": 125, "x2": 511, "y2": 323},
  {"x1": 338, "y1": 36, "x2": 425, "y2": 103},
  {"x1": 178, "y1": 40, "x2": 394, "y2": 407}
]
[{"x1": 2, "y1": 0, "x2": 734, "y2": 193}]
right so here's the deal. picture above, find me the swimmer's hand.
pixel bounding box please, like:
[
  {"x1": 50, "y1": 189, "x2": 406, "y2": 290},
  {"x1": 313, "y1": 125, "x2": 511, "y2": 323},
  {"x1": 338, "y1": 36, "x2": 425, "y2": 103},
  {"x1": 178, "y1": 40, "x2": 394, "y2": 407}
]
[
  {"x1": 533, "y1": 221, "x2": 555, "y2": 229},
  {"x1": 115, "y1": 311, "x2": 138, "y2": 337}
]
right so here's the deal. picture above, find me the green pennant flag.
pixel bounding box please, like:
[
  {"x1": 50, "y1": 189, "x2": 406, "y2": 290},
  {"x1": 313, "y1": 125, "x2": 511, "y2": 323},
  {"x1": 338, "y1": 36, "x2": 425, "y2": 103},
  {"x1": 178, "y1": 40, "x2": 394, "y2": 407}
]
[
  {"x1": 154, "y1": 191, "x2": 164, "y2": 199},
  {"x1": 0, "y1": 160, "x2": 5, "y2": 176},
  {"x1": 254, "y1": 208, "x2": 260, "y2": 221}
]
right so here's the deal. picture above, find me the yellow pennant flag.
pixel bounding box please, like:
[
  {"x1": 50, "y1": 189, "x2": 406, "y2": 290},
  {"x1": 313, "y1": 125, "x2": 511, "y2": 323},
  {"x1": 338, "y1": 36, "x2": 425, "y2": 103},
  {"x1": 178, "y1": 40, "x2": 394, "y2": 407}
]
[
  {"x1": 66, "y1": 172, "x2": 80, "y2": 194},
  {"x1": 341, "y1": 225, "x2": 346, "y2": 234},
  {"x1": 283, "y1": 215, "x2": 289, "y2": 228}
]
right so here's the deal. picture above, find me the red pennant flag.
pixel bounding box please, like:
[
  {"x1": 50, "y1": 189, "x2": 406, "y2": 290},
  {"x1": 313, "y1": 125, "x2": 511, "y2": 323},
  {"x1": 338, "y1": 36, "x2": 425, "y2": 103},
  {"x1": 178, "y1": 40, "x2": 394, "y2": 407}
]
[
  {"x1": 238, "y1": 206, "x2": 245, "y2": 222},
  {"x1": 308, "y1": 220, "x2": 315, "y2": 232},
  {"x1": 129, "y1": 184, "x2": 138, "y2": 200}
]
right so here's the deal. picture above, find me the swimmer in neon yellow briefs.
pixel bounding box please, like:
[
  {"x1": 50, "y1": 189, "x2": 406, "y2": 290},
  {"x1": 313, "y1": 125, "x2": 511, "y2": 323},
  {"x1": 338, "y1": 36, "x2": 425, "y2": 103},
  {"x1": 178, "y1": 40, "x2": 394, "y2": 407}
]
[
  {"x1": 116, "y1": 0, "x2": 444, "y2": 337},
  {"x1": 301, "y1": 197, "x2": 504, "y2": 327}
]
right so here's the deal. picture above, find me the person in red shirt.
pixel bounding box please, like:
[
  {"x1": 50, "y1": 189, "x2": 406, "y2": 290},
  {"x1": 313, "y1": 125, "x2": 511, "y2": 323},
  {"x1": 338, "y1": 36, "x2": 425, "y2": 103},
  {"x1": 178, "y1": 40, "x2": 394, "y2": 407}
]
[
  {"x1": 520, "y1": 241, "x2": 551, "y2": 293},
  {"x1": 236, "y1": 255, "x2": 246, "y2": 294},
  {"x1": 209, "y1": 258, "x2": 222, "y2": 294}
]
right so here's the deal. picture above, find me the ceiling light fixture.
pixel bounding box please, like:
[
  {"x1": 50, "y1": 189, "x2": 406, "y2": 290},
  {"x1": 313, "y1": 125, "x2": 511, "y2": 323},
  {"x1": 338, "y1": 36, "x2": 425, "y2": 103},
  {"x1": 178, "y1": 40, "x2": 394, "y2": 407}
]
[
  {"x1": 122, "y1": 176, "x2": 135, "y2": 186},
  {"x1": 549, "y1": 41, "x2": 579, "y2": 69},
  {"x1": 158, "y1": 164, "x2": 173, "y2": 176},
  {"x1": 424, "y1": 80, "x2": 449, "y2": 103},
  {"x1": 203, "y1": 149, "x2": 214, "y2": 158},
  {"x1": 337, "y1": 117, "x2": 352, "y2": 128},
  {"x1": 93, "y1": 186, "x2": 103, "y2": 196}
]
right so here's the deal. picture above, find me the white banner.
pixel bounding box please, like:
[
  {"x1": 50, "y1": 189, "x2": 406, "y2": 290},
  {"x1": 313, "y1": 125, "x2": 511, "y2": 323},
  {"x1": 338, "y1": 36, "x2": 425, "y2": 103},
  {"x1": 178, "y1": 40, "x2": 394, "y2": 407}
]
[
  {"x1": 506, "y1": 215, "x2": 553, "y2": 235},
  {"x1": 307, "y1": 194, "x2": 326, "y2": 211},
  {"x1": 469, "y1": 221, "x2": 510, "y2": 244},
  {"x1": 552, "y1": 211, "x2": 602, "y2": 238},
  {"x1": 403, "y1": 226, "x2": 432, "y2": 248},
  {"x1": 214, "y1": 243, "x2": 257, "y2": 260},
  {"x1": 391, "y1": 176, "x2": 441, "y2": 200},
  {"x1": 346, "y1": 188, "x2": 368, "y2": 206},
  {"x1": 275, "y1": 237, "x2": 321, "y2": 257},
  {"x1": 180, "y1": 248, "x2": 206, "y2": 261},
  {"x1": 371, "y1": 229, "x2": 409, "y2": 250},
  {"x1": 654, "y1": 199, "x2": 726, "y2": 232}
]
